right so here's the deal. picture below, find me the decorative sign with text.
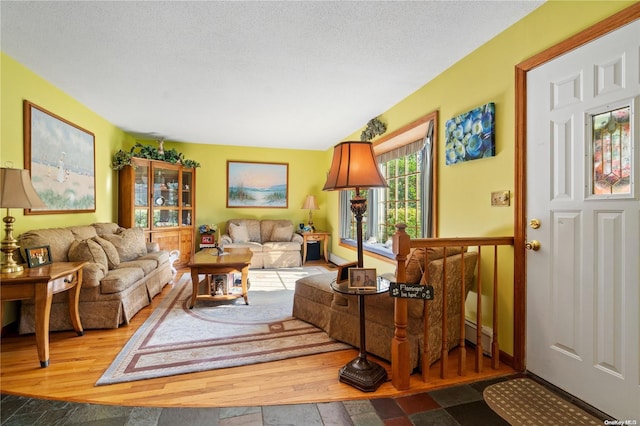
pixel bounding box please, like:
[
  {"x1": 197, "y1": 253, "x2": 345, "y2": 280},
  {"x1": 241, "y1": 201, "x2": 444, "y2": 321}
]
[{"x1": 389, "y1": 283, "x2": 434, "y2": 300}]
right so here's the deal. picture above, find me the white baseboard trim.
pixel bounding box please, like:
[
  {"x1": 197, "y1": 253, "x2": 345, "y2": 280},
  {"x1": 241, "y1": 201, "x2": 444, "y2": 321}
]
[{"x1": 464, "y1": 319, "x2": 493, "y2": 357}]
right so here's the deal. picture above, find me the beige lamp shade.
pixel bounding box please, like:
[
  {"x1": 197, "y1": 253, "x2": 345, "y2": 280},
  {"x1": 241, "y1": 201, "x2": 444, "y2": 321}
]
[
  {"x1": 322, "y1": 141, "x2": 387, "y2": 191},
  {"x1": 1, "y1": 167, "x2": 46, "y2": 273},
  {"x1": 301, "y1": 195, "x2": 319, "y2": 210},
  {"x1": 0, "y1": 167, "x2": 47, "y2": 209}
]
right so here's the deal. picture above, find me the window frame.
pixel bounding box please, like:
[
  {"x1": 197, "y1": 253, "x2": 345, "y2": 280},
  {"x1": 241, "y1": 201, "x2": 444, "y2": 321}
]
[{"x1": 339, "y1": 111, "x2": 439, "y2": 261}]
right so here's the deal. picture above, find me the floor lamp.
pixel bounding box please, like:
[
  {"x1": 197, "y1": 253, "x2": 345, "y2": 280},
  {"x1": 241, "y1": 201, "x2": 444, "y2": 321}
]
[
  {"x1": 323, "y1": 141, "x2": 388, "y2": 391},
  {"x1": 0, "y1": 167, "x2": 46, "y2": 273}
]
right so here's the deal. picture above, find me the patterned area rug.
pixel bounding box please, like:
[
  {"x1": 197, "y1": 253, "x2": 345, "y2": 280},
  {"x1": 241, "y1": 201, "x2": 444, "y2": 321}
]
[
  {"x1": 483, "y1": 378, "x2": 602, "y2": 425},
  {"x1": 97, "y1": 267, "x2": 349, "y2": 385}
]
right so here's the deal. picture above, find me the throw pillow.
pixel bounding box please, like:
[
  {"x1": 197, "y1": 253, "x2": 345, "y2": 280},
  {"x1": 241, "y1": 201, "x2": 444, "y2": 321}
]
[
  {"x1": 270, "y1": 223, "x2": 294, "y2": 242},
  {"x1": 403, "y1": 246, "x2": 468, "y2": 284},
  {"x1": 92, "y1": 236, "x2": 120, "y2": 269},
  {"x1": 100, "y1": 228, "x2": 147, "y2": 262},
  {"x1": 68, "y1": 239, "x2": 108, "y2": 270},
  {"x1": 404, "y1": 248, "x2": 426, "y2": 284},
  {"x1": 229, "y1": 223, "x2": 250, "y2": 243}
]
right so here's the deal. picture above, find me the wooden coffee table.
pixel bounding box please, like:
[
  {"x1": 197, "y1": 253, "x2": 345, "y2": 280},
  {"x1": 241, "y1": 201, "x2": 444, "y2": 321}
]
[{"x1": 188, "y1": 247, "x2": 253, "y2": 308}]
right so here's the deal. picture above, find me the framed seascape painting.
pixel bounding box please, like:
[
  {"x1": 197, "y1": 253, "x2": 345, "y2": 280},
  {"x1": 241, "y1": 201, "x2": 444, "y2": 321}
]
[
  {"x1": 23, "y1": 100, "x2": 96, "y2": 214},
  {"x1": 226, "y1": 161, "x2": 288, "y2": 208},
  {"x1": 445, "y1": 102, "x2": 495, "y2": 165}
]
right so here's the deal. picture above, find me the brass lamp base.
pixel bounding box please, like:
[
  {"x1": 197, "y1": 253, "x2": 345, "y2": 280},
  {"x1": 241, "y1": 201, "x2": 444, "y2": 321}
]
[
  {"x1": 1, "y1": 212, "x2": 24, "y2": 274},
  {"x1": 1, "y1": 262, "x2": 24, "y2": 274},
  {"x1": 338, "y1": 356, "x2": 388, "y2": 392}
]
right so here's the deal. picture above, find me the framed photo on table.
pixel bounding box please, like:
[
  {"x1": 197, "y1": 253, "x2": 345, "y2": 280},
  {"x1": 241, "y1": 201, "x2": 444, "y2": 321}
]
[
  {"x1": 25, "y1": 245, "x2": 52, "y2": 268},
  {"x1": 348, "y1": 268, "x2": 377, "y2": 290}
]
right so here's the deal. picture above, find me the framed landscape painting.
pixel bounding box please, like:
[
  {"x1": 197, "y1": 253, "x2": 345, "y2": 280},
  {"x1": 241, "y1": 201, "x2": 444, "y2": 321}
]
[
  {"x1": 226, "y1": 161, "x2": 288, "y2": 208},
  {"x1": 23, "y1": 100, "x2": 96, "y2": 214},
  {"x1": 445, "y1": 102, "x2": 495, "y2": 165}
]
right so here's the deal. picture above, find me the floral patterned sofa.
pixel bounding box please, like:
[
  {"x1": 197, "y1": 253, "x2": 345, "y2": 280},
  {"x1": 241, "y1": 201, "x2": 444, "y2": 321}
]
[
  {"x1": 17, "y1": 222, "x2": 172, "y2": 333},
  {"x1": 293, "y1": 247, "x2": 478, "y2": 371}
]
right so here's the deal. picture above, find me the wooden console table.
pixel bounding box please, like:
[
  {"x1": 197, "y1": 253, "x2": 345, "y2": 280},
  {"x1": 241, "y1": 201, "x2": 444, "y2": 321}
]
[
  {"x1": 301, "y1": 231, "x2": 330, "y2": 264},
  {"x1": 0, "y1": 261, "x2": 87, "y2": 367}
]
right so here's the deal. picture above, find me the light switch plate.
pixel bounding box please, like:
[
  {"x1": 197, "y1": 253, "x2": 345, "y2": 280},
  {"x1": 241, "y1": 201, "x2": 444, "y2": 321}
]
[{"x1": 491, "y1": 190, "x2": 510, "y2": 206}]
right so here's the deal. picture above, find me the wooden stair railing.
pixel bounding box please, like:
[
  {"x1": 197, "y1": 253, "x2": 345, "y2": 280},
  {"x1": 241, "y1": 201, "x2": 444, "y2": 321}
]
[{"x1": 391, "y1": 223, "x2": 514, "y2": 390}]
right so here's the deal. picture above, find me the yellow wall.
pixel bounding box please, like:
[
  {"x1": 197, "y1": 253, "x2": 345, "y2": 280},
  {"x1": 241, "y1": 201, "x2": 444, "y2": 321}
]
[
  {"x1": 1, "y1": 53, "x2": 125, "y2": 233},
  {"x1": 325, "y1": 0, "x2": 635, "y2": 354},
  {"x1": 0, "y1": 0, "x2": 633, "y2": 345},
  {"x1": 133, "y1": 140, "x2": 330, "y2": 234}
]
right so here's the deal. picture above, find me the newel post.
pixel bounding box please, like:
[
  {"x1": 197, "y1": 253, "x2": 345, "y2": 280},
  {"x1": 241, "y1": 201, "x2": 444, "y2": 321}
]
[{"x1": 391, "y1": 223, "x2": 411, "y2": 390}]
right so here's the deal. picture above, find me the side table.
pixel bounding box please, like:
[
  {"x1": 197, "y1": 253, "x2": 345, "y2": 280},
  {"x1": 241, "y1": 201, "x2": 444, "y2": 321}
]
[
  {"x1": 0, "y1": 261, "x2": 87, "y2": 367},
  {"x1": 331, "y1": 277, "x2": 390, "y2": 392},
  {"x1": 301, "y1": 231, "x2": 330, "y2": 264}
]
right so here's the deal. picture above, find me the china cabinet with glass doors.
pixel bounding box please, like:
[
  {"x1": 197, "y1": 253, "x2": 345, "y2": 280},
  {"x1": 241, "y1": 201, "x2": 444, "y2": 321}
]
[{"x1": 118, "y1": 158, "x2": 195, "y2": 266}]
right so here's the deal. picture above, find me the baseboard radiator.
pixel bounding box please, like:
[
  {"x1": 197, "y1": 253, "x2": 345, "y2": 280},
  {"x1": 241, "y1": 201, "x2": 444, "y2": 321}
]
[{"x1": 464, "y1": 319, "x2": 493, "y2": 357}]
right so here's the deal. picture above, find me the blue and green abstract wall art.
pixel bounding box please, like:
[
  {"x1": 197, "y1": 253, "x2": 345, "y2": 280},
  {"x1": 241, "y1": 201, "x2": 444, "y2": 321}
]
[{"x1": 445, "y1": 102, "x2": 495, "y2": 165}]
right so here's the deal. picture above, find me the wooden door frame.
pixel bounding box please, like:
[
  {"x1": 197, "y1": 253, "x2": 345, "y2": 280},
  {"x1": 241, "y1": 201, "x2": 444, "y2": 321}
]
[{"x1": 513, "y1": 3, "x2": 640, "y2": 371}]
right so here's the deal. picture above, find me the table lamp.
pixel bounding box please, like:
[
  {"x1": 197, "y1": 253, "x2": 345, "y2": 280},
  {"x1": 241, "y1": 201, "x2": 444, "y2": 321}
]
[
  {"x1": 301, "y1": 195, "x2": 319, "y2": 231},
  {"x1": 323, "y1": 141, "x2": 388, "y2": 391},
  {"x1": 0, "y1": 167, "x2": 47, "y2": 273}
]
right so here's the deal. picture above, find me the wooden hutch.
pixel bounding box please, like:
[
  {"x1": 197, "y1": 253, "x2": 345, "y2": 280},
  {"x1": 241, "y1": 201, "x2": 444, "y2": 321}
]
[{"x1": 118, "y1": 158, "x2": 195, "y2": 266}]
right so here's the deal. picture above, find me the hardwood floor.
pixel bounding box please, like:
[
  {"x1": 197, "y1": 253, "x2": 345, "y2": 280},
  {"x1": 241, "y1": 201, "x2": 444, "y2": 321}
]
[{"x1": 0, "y1": 270, "x2": 515, "y2": 408}]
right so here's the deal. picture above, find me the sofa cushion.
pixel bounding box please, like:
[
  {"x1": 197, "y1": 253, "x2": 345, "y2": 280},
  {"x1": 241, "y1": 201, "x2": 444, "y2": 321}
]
[
  {"x1": 92, "y1": 236, "x2": 120, "y2": 269},
  {"x1": 92, "y1": 222, "x2": 120, "y2": 236},
  {"x1": 68, "y1": 239, "x2": 108, "y2": 270},
  {"x1": 18, "y1": 227, "x2": 75, "y2": 263},
  {"x1": 118, "y1": 259, "x2": 157, "y2": 275},
  {"x1": 229, "y1": 223, "x2": 250, "y2": 243},
  {"x1": 404, "y1": 246, "x2": 466, "y2": 284},
  {"x1": 262, "y1": 241, "x2": 301, "y2": 252},
  {"x1": 226, "y1": 219, "x2": 261, "y2": 242},
  {"x1": 294, "y1": 272, "x2": 336, "y2": 307},
  {"x1": 224, "y1": 241, "x2": 263, "y2": 254},
  {"x1": 101, "y1": 267, "x2": 145, "y2": 294},
  {"x1": 101, "y1": 228, "x2": 147, "y2": 261},
  {"x1": 68, "y1": 225, "x2": 99, "y2": 241},
  {"x1": 270, "y1": 223, "x2": 294, "y2": 242},
  {"x1": 260, "y1": 220, "x2": 293, "y2": 243},
  {"x1": 139, "y1": 250, "x2": 170, "y2": 265}
]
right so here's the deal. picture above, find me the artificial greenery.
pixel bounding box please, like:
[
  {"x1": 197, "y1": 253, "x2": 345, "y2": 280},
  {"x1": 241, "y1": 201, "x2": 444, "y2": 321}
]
[
  {"x1": 360, "y1": 117, "x2": 387, "y2": 141},
  {"x1": 111, "y1": 142, "x2": 201, "y2": 170}
]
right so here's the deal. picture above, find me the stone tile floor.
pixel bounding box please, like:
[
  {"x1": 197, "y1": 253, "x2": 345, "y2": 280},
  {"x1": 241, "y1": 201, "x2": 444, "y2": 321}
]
[{"x1": 0, "y1": 375, "x2": 609, "y2": 425}]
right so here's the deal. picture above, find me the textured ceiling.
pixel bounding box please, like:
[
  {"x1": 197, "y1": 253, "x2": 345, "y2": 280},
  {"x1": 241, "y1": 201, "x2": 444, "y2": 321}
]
[{"x1": 1, "y1": 1, "x2": 543, "y2": 150}]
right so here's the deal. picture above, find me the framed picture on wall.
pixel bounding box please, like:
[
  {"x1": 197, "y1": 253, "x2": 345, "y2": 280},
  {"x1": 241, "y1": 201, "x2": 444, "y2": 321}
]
[
  {"x1": 226, "y1": 161, "x2": 288, "y2": 208},
  {"x1": 23, "y1": 100, "x2": 96, "y2": 214},
  {"x1": 445, "y1": 102, "x2": 495, "y2": 165}
]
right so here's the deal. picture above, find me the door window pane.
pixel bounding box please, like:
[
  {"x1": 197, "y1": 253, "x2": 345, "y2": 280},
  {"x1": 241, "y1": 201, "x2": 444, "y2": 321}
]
[{"x1": 591, "y1": 105, "x2": 631, "y2": 196}]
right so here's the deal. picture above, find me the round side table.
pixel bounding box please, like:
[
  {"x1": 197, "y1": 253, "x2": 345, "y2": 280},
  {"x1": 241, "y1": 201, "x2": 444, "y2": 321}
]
[{"x1": 331, "y1": 276, "x2": 390, "y2": 392}]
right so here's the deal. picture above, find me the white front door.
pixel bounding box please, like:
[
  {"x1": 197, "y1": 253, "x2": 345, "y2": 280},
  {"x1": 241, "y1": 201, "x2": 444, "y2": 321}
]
[{"x1": 526, "y1": 20, "x2": 640, "y2": 420}]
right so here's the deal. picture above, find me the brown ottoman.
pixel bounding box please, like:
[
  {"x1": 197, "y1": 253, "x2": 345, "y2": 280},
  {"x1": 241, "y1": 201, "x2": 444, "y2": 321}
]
[{"x1": 292, "y1": 272, "x2": 336, "y2": 332}]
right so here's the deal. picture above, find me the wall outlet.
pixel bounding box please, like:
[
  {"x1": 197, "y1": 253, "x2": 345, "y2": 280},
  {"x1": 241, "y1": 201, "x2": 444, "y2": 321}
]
[{"x1": 491, "y1": 190, "x2": 510, "y2": 206}]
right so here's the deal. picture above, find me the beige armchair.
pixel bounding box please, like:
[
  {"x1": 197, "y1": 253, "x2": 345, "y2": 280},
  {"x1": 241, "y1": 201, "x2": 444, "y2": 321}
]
[{"x1": 293, "y1": 247, "x2": 477, "y2": 372}]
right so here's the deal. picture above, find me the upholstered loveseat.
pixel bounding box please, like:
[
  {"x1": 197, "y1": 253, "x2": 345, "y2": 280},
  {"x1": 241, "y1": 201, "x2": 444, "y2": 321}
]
[
  {"x1": 293, "y1": 247, "x2": 478, "y2": 371},
  {"x1": 17, "y1": 222, "x2": 172, "y2": 334},
  {"x1": 220, "y1": 219, "x2": 303, "y2": 269}
]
